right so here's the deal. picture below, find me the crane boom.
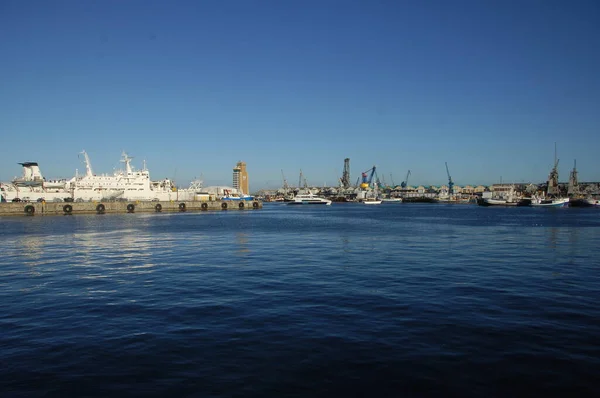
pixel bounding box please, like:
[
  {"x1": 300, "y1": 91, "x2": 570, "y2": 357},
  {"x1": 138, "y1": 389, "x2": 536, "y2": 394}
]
[
  {"x1": 360, "y1": 165, "x2": 377, "y2": 189},
  {"x1": 401, "y1": 170, "x2": 411, "y2": 188}
]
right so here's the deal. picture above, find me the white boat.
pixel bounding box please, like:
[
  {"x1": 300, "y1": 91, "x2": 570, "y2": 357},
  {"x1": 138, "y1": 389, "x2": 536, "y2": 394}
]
[
  {"x1": 287, "y1": 189, "x2": 332, "y2": 205},
  {"x1": 363, "y1": 198, "x2": 382, "y2": 205},
  {"x1": 531, "y1": 197, "x2": 570, "y2": 207},
  {"x1": 382, "y1": 197, "x2": 402, "y2": 203}
]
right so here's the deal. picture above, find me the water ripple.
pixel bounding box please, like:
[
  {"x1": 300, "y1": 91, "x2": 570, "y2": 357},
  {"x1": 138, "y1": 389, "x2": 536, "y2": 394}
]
[{"x1": 1, "y1": 205, "x2": 599, "y2": 396}]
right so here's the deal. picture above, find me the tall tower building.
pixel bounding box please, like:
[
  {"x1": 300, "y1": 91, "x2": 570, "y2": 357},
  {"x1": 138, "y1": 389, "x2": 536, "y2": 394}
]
[{"x1": 233, "y1": 161, "x2": 249, "y2": 194}]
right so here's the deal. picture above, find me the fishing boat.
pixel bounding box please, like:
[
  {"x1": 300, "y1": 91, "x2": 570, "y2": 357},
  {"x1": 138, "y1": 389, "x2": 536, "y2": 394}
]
[
  {"x1": 530, "y1": 197, "x2": 569, "y2": 207},
  {"x1": 566, "y1": 160, "x2": 598, "y2": 207},
  {"x1": 221, "y1": 189, "x2": 254, "y2": 201},
  {"x1": 477, "y1": 185, "x2": 528, "y2": 206},
  {"x1": 569, "y1": 198, "x2": 599, "y2": 207},
  {"x1": 531, "y1": 144, "x2": 569, "y2": 208}
]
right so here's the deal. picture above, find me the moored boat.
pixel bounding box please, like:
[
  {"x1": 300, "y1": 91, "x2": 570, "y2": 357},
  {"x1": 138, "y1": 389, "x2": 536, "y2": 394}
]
[
  {"x1": 477, "y1": 185, "x2": 528, "y2": 206},
  {"x1": 382, "y1": 197, "x2": 402, "y2": 203},
  {"x1": 531, "y1": 144, "x2": 569, "y2": 207},
  {"x1": 1, "y1": 150, "x2": 202, "y2": 203},
  {"x1": 287, "y1": 189, "x2": 332, "y2": 205},
  {"x1": 530, "y1": 197, "x2": 570, "y2": 207},
  {"x1": 363, "y1": 198, "x2": 382, "y2": 205},
  {"x1": 569, "y1": 197, "x2": 599, "y2": 207}
]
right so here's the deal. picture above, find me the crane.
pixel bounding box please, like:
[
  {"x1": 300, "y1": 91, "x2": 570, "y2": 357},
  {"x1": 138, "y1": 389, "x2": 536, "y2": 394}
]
[
  {"x1": 445, "y1": 162, "x2": 454, "y2": 194},
  {"x1": 360, "y1": 165, "x2": 377, "y2": 190},
  {"x1": 339, "y1": 158, "x2": 351, "y2": 189},
  {"x1": 280, "y1": 170, "x2": 291, "y2": 193},
  {"x1": 400, "y1": 170, "x2": 411, "y2": 189},
  {"x1": 298, "y1": 169, "x2": 308, "y2": 189},
  {"x1": 390, "y1": 173, "x2": 396, "y2": 187}
]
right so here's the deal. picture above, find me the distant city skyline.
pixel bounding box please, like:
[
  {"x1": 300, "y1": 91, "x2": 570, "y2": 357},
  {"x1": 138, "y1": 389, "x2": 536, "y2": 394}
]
[{"x1": 1, "y1": 1, "x2": 599, "y2": 190}]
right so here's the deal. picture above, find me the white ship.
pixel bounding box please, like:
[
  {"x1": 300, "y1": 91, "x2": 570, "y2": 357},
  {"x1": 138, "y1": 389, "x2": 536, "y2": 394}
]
[
  {"x1": 1, "y1": 151, "x2": 202, "y2": 203},
  {"x1": 0, "y1": 162, "x2": 74, "y2": 202}
]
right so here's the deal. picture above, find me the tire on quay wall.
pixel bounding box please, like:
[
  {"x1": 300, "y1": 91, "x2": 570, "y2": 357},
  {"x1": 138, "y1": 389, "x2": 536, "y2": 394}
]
[
  {"x1": 221, "y1": 202, "x2": 228, "y2": 210},
  {"x1": 24, "y1": 205, "x2": 35, "y2": 215},
  {"x1": 96, "y1": 204, "x2": 106, "y2": 214},
  {"x1": 252, "y1": 201, "x2": 259, "y2": 209},
  {"x1": 201, "y1": 203, "x2": 208, "y2": 211},
  {"x1": 63, "y1": 204, "x2": 73, "y2": 214},
  {"x1": 155, "y1": 203, "x2": 162, "y2": 212},
  {"x1": 238, "y1": 202, "x2": 244, "y2": 209},
  {"x1": 127, "y1": 203, "x2": 135, "y2": 213},
  {"x1": 178, "y1": 202, "x2": 186, "y2": 212}
]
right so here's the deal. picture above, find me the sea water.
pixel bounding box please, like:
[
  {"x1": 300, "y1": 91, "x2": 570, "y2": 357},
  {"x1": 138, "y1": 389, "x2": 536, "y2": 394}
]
[{"x1": 1, "y1": 203, "x2": 599, "y2": 397}]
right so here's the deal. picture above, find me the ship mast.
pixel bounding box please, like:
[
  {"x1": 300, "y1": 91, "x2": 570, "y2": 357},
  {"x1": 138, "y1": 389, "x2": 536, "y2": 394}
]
[
  {"x1": 80, "y1": 150, "x2": 93, "y2": 177},
  {"x1": 121, "y1": 152, "x2": 133, "y2": 175}
]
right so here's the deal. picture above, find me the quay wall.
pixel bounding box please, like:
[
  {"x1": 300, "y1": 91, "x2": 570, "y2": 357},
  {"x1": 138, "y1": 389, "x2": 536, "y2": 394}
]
[{"x1": 0, "y1": 200, "x2": 263, "y2": 217}]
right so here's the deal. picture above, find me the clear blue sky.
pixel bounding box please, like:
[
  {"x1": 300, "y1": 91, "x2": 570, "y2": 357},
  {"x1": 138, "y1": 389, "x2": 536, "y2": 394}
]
[{"x1": 1, "y1": 0, "x2": 599, "y2": 191}]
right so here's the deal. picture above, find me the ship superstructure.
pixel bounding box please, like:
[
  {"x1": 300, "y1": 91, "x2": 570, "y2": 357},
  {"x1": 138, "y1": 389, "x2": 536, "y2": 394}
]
[{"x1": 0, "y1": 162, "x2": 73, "y2": 202}]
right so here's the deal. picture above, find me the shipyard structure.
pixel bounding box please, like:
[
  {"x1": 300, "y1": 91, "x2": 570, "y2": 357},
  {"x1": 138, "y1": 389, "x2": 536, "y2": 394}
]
[{"x1": 259, "y1": 156, "x2": 600, "y2": 206}]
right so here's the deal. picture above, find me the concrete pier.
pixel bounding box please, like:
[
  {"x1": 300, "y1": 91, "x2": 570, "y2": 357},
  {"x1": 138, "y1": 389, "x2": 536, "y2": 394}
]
[{"x1": 0, "y1": 200, "x2": 263, "y2": 216}]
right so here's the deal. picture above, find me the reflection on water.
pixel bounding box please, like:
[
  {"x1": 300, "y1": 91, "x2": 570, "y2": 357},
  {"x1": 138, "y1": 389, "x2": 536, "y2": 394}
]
[
  {"x1": 73, "y1": 228, "x2": 157, "y2": 277},
  {"x1": 235, "y1": 232, "x2": 249, "y2": 256},
  {"x1": 20, "y1": 235, "x2": 44, "y2": 273}
]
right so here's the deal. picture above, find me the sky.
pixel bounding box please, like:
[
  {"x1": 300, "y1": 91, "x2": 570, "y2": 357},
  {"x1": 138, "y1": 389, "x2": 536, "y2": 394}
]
[{"x1": 1, "y1": 0, "x2": 599, "y2": 191}]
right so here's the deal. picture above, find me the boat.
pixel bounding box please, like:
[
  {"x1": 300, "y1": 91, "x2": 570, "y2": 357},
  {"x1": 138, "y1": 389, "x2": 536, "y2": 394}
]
[
  {"x1": 402, "y1": 196, "x2": 437, "y2": 203},
  {"x1": 566, "y1": 160, "x2": 598, "y2": 207},
  {"x1": 530, "y1": 196, "x2": 569, "y2": 207},
  {"x1": 1, "y1": 162, "x2": 73, "y2": 202},
  {"x1": 530, "y1": 144, "x2": 569, "y2": 208},
  {"x1": 363, "y1": 198, "x2": 382, "y2": 205},
  {"x1": 359, "y1": 183, "x2": 383, "y2": 205},
  {"x1": 72, "y1": 151, "x2": 200, "y2": 202},
  {"x1": 477, "y1": 185, "x2": 528, "y2": 206},
  {"x1": 382, "y1": 197, "x2": 402, "y2": 203},
  {"x1": 220, "y1": 189, "x2": 255, "y2": 201},
  {"x1": 1, "y1": 151, "x2": 201, "y2": 203},
  {"x1": 287, "y1": 189, "x2": 332, "y2": 205},
  {"x1": 569, "y1": 197, "x2": 599, "y2": 207}
]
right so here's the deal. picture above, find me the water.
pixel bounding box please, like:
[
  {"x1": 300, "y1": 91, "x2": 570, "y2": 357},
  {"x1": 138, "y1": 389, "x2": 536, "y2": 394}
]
[{"x1": 1, "y1": 203, "x2": 600, "y2": 397}]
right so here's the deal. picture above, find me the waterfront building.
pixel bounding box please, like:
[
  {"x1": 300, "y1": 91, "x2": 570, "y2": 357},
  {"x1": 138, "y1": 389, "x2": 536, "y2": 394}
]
[
  {"x1": 463, "y1": 185, "x2": 475, "y2": 194},
  {"x1": 233, "y1": 161, "x2": 249, "y2": 194}
]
